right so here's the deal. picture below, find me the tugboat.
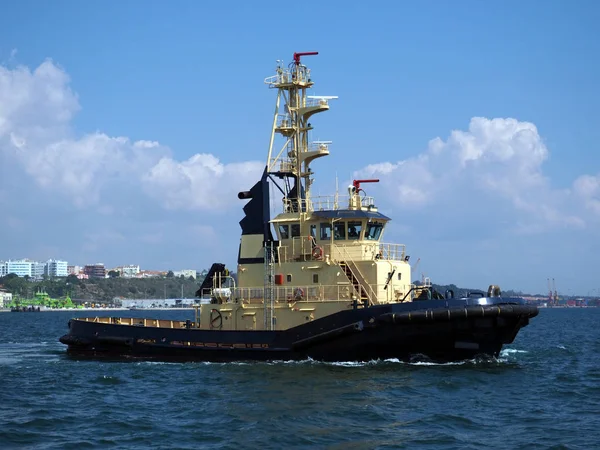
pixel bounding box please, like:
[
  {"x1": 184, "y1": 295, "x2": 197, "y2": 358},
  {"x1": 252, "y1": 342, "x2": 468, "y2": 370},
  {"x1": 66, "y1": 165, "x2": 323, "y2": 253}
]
[{"x1": 60, "y1": 52, "x2": 538, "y2": 362}]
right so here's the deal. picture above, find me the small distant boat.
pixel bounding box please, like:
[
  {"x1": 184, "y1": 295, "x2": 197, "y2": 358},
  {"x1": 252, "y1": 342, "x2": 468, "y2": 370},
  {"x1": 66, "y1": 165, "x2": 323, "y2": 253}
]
[
  {"x1": 11, "y1": 306, "x2": 41, "y2": 312},
  {"x1": 60, "y1": 52, "x2": 538, "y2": 362}
]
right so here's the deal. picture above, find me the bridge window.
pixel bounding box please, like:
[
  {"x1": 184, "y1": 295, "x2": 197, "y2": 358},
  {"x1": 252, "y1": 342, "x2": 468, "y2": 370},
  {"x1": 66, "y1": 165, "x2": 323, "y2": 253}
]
[
  {"x1": 310, "y1": 224, "x2": 316, "y2": 238},
  {"x1": 320, "y1": 223, "x2": 331, "y2": 240},
  {"x1": 347, "y1": 221, "x2": 362, "y2": 240},
  {"x1": 278, "y1": 224, "x2": 289, "y2": 239},
  {"x1": 365, "y1": 222, "x2": 384, "y2": 240},
  {"x1": 291, "y1": 224, "x2": 301, "y2": 238},
  {"x1": 333, "y1": 222, "x2": 345, "y2": 240}
]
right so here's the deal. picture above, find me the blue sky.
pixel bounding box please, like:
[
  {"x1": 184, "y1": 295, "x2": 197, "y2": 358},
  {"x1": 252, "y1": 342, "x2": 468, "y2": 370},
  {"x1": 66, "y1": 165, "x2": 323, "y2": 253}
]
[{"x1": 1, "y1": 1, "x2": 599, "y2": 295}]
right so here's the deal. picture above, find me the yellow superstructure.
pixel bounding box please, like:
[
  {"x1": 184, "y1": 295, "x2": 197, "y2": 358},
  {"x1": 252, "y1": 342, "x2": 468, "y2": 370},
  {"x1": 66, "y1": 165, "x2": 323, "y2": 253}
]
[{"x1": 197, "y1": 53, "x2": 414, "y2": 331}]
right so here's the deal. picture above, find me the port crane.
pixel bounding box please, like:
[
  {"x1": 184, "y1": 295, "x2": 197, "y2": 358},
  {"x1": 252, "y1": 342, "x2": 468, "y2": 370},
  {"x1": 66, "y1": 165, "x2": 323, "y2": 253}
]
[
  {"x1": 411, "y1": 257, "x2": 420, "y2": 277},
  {"x1": 547, "y1": 278, "x2": 559, "y2": 306}
]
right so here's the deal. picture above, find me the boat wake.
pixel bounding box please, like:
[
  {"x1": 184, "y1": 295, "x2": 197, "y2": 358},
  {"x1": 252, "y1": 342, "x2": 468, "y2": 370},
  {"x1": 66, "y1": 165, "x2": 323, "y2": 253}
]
[
  {"x1": 0, "y1": 342, "x2": 63, "y2": 365},
  {"x1": 130, "y1": 353, "x2": 524, "y2": 368}
]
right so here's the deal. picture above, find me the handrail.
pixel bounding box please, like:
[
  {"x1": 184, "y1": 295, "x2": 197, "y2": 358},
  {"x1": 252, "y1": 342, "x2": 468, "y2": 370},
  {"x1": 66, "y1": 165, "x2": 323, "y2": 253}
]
[
  {"x1": 199, "y1": 282, "x2": 401, "y2": 304},
  {"x1": 304, "y1": 195, "x2": 376, "y2": 212},
  {"x1": 336, "y1": 245, "x2": 377, "y2": 306},
  {"x1": 275, "y1": 241, "x2": 405, "y2": 264},
  {"x1": 378, "y1": 243, "x2": 407, "y2": 261},
  {"x1": 264, "y1": 67, "x2": 312, "y2": 87},
  {"x1": 275, "y1": 114, "x2": 294, "y2": 128},
  {"x1": 77, "y1": 317, "x2": 194, "y2": 329},
  {"x1": 301, "y1": 98, "x2": 329, "y2": 108},
  {"x1": 307, "y1": 142, "x2": 330, "y2": 152}
]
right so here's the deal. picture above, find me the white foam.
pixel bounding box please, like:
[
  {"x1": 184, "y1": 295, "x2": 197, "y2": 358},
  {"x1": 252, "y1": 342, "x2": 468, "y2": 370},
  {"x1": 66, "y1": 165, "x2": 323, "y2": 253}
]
[{"x1": 501, "y1": 348, "x2": 528, "y2": 355}]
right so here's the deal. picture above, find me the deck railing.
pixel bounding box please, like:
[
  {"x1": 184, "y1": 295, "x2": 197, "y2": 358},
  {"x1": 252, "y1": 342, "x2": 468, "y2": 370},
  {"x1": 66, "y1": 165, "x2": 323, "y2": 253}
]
[
  {"x1": 276, "y1": 241, "x2": 406, "y2": 264},
  {"x1": 78, "y1": 316, "x2": 195, "y2": 329},
  {"x1": 198, "y1": 282, "x2": 406, "y2": 304},
  {"x1": 264, "y1": 67, "x2": 312, "y2": 87}
]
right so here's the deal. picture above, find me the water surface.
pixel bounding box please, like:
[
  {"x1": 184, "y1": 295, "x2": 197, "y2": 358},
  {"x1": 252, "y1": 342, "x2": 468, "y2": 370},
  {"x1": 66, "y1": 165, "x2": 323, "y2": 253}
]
[{"x1": 0, "y1": 308, "x2": 598, "y2": 449}]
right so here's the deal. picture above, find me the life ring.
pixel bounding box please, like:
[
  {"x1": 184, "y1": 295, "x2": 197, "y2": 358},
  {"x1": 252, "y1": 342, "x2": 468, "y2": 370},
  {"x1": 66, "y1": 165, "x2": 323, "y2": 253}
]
[
  {"x1": 209, "y1": 309, "x2": 223, "y2": 330},
  {"x1": 294, "y1": 288, "x2": 305, "y2": 300},
  {"x1": 312, "y1": 246, "x2": 323, "y2": 260}
]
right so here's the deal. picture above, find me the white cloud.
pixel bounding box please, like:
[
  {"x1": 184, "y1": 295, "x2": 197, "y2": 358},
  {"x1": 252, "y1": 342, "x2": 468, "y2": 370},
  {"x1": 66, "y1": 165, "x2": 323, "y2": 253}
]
[
  {"x1": 0, "y1": 58, "x2": 263, "y2": 212},
  {"x1": 142, "y1": 154, "x2": 263, "y2": 211},
  {"x1": 356, "y1": 117, "x2": 596, "y2": 233},
  {"x1": 573, "y1": 174, "x2": 600, "y2": 215}
]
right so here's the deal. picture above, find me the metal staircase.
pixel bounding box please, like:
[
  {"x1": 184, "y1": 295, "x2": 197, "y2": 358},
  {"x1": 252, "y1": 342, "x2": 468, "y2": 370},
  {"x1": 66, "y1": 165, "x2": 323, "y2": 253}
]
[{"x1": 339, "y1": 261, "x2": 375, "y2": 306}]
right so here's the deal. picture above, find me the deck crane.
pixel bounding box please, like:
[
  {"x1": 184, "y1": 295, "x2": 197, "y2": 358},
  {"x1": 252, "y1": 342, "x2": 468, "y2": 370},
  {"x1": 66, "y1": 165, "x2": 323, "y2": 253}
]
[{"x1": 547, "y1": 278, "x2": 553, "y2": 306}]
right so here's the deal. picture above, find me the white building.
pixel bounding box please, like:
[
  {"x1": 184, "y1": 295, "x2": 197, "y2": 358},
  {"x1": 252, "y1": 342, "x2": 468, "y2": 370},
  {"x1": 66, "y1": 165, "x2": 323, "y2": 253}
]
[
  {"x1": 46, "y1": 259, "x2": 68, "y2": 277},
  {"x1": 6, "y1": 259, "x2": 33, "y2": 277},
  {"x1": 33, "y1": 262, "x2": 46, "y2": 280},
  {"x1": 0, "y1": 262, "x2": 7, "y2": 277},
  {"x1": 122, "y1": 265, "x2": 140, "y2": 278},
  {"x1": 174, "y1": 269, "x2": 196, "y2": 279},
  {"x1": 0, "y1": 289, "x2": 12, "y2": 308}
]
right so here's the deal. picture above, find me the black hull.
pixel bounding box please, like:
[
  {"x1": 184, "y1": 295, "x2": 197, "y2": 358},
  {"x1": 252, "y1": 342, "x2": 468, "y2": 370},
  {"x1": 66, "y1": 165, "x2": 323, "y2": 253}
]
[{"x1": 60, "y1": 298, "x2": 538, "y2": 363}]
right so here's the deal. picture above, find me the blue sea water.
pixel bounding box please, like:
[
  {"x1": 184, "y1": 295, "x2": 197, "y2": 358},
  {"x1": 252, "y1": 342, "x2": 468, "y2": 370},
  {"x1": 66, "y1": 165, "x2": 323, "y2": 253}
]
[{"x1": 0, "y1": 308, "x2": 598, "y2": 449}]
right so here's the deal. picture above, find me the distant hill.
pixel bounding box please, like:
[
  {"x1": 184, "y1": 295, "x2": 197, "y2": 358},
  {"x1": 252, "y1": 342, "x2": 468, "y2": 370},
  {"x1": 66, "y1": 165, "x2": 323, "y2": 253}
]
[{"x1": 0, "y1": 274, "x2": 204, "y2": 303}]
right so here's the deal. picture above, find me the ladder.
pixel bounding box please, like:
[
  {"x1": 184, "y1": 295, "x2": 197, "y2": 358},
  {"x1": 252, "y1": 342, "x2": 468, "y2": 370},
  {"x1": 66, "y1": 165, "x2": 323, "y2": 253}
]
[
  {"x1": 263, "y1": 242, "x2": 275, "y2": 330},
  {"x1": 339, "y1": 261, "x2": 373, "y2": 305}
]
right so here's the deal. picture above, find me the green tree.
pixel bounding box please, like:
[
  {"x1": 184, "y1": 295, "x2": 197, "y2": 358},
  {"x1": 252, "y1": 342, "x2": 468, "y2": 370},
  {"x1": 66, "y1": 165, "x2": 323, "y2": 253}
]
[
  {"x1": 0, "y1": 274, "x2": 27, "y2": 294},
  {"x1": 166, "y1": 270, "x2": 174, "y2": 278},
  {"x1": 108, "y1": 270, "x2": 120, "y2": 278},
  {"x1": 66, "y1": 274, "x2": 80, "y2": 285}
]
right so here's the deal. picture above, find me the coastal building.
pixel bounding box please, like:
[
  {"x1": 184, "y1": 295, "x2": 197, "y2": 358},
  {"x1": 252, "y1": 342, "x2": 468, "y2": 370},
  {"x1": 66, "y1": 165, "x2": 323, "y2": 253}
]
[
  {"x1": 84, "y1": 263, "x2": 106, "y2": 278},
  {"x1": 0, "y1": 262, "x2": 7, "y2": 277},
  {"x1": 6, "y1": 259, "x2": 33, "y2": 277},
  {"x1": 174, "y1": 269, "x2": 196, "y2": 279},
  {"x1": 32, "y1": 262, "x2": 46, "y2": 280},
  {"x1": 67, "y1": 265, "x2": 81, "y2": 275},
  {"x1": 0, "y1": 288, "x2": 12, "y2": 307},
  {"x1": 46, "y1": 259, "x2": 68, "y2": 277},
  {"x1": 135, "y1": 270, "x2": 164, "y2": 278},
  {"x1": 122, "y1": 265, "x2": 140, "y2": 278}
]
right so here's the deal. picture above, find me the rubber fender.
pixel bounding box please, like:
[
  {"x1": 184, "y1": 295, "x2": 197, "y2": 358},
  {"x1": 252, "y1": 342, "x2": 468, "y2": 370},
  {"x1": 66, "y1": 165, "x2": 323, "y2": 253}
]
[
  {"x1": 377, "y1": 303, "x2": 538, "y2": 325},
  {"x1": 409, "y1": 310, "x2": 428, "y2": 321},
  {"x1": 59, "y1": 334, "x2": 91, "y2": 346},
  {"x1": 448, "y1": 308, "x2": 467, "y2": 320}
]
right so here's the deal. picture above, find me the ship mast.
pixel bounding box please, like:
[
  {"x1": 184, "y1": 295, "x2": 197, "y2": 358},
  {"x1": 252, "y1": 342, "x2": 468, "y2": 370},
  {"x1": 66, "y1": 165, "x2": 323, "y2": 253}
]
[{"x1": 264, "y1": 52, "x2": 336, "y2": 215}]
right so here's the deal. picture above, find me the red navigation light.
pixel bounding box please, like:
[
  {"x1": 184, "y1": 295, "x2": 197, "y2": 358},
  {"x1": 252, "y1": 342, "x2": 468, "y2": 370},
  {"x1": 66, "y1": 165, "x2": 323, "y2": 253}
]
[{"x1": 293, "y1": 52, "x2": 319, "y2": 65}]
